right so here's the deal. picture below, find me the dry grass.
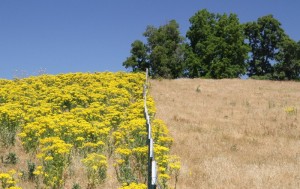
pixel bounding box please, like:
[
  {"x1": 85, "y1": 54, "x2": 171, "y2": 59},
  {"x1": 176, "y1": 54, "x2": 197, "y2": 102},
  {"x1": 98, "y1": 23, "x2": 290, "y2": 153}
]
[{"x1": 150, "y1": 78, "x2": 300, "y2": 189}]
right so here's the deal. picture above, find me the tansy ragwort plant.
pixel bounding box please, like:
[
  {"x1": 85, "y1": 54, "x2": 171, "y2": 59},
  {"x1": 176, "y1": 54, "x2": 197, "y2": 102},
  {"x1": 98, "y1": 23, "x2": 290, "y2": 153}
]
[
  {"x1": 0, "y1": 103, "x2": 23, "y2": 147},
  {"x1": 36, "y1": 137, "x2": 73, "y2": 188},
  {"x1": 0, "y1": 72, "x2": 180, "y2": 188},
  {"x1": 0, "y1": 169, "x2": 21, "y2": 189},
  {"x1": 81, "y1": 153, "x2": 107, "y2": 188}
]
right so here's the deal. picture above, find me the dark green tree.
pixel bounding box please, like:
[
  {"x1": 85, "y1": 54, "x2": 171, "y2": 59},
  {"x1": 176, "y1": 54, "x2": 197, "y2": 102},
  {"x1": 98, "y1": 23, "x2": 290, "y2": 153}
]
[
  {"x1": 186, "y1": 9, "x2": 248, "y2": 78},
  {"x1": 273, "y1": 38, "x2": 300, "y2": 80},
  {"x1": 244, "y1": 15, "x2": 285, "y2": 78},
  {"x1": 123, "y1": 40, "x2": 148, "y2": 72},
  {"x1": 123, "y1": 20, "x2": 185, "y2": 78}
]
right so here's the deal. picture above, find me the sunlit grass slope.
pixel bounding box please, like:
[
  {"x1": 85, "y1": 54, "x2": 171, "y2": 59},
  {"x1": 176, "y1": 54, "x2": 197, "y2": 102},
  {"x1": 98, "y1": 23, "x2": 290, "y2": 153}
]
[
  {"x1": 150, "y1": 78, "x2": 300, "y2": 189},
  {"x1": 0, "y1": 72, "x2": 179, "y2": 189}
]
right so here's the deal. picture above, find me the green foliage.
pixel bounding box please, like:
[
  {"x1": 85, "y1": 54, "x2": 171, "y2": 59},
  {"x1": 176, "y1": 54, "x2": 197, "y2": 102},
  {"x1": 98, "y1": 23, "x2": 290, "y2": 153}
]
[
  {"x1": 145, "y1": 20, "x2": 185, "y2": 78},
  {"x1": 186, "y1": 9, "x2": 249, "y2": 79},
  {"x1": 123, "y1": 40, "x2": 149, "y2": 72},
  {"x1": 27, "y1": 161, "x2": 36, "y2": 181},
  {"x1": 273, "y1": 38, "x2": 300, "y2": 80},
  {"x1": 244, "y1": 15, "x2": 285, "y2": 77},
  {"x1": 124, "y1": 20, "x2": 185, "y2": 79},
  {"x1": 72, "y1": 183, "x2": 81, "y2": 189},
  {"x1": 250, "y1": 74, "x2": 273, "y2": 80},
  {"x1": 4, "y1": 152, "x2": 18, "y2": 165}
]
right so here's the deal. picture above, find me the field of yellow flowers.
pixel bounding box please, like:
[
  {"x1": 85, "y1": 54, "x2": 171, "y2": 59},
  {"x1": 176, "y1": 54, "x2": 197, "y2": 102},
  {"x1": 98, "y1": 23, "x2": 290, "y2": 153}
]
[{"x1": 0, "y1": 72, "x2": 179, "y2": 189}]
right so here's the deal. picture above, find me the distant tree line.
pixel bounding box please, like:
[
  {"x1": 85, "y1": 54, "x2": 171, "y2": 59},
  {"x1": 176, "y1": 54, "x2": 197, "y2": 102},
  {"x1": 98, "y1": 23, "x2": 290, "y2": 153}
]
[{"x1": 123, "y1": 9, "x2": 300, "y2": 80}]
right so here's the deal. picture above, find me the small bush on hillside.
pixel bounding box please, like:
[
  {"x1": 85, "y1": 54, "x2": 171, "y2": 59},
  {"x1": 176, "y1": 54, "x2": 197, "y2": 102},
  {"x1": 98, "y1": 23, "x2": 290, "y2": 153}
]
[{"x1": 5, "y1": 152, "x2": 18, "y2": 165}]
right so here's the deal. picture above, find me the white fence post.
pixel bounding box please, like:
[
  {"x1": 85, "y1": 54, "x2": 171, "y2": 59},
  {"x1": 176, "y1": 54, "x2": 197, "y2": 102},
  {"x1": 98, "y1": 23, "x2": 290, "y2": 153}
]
[{"x1": 144, "y1": 69, "x2": 157, "y2": 189}]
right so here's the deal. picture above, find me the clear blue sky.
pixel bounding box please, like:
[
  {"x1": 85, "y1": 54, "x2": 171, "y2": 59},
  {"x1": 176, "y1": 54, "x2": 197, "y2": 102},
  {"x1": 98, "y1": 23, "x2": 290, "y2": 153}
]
[{"x1": 1, "y1": 0, "x2": 299, "y2": 79}]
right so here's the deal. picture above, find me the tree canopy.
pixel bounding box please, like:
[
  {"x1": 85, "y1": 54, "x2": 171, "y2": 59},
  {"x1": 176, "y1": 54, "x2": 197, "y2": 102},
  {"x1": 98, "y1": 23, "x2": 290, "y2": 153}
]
[
  {"x1": 244, "y1": 15, "x2": 285, "y2": 78},
  {"x1": 123, "y1": 40, "x2": 148, "y2": 72},
  {"x1": 274, "y1": 37, "x2": 300, "y2": 80},
  {"x1": 123, "y1": 20, "x2": 185, "y2": 79},
  {"x1": 123, "y1": 9, "x2": 300, "y2": 80},
  {"x1": 186, "y1": 9, "x2": 249, "y2": 78}
]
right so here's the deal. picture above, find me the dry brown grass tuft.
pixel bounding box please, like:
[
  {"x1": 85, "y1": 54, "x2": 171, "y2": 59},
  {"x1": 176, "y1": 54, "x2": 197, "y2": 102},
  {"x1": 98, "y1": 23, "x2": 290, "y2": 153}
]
[{"x1": 150, "y1": 78, "x2": 300, "y2": 189}]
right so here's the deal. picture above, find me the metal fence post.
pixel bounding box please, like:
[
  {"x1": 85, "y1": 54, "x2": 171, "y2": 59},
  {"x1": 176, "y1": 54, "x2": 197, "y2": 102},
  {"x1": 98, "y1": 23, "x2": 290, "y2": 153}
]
[{"x1": 144, "y1": 68, "x2": 157, "y2": 189}]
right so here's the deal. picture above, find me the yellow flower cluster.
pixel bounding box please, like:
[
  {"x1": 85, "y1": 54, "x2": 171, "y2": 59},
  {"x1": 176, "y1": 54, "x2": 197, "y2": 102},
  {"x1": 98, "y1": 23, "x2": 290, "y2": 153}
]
[
  {"x1": 0, "y1": 170, "x2": 21, "y2": 189},
  {"x1": 119, "y1": 182, "x2": 147, "y2": 189},
  {"x1": 0, "y1": 103, "x2": 23, "y2": 146},
  {"x1": 0, "y1": 72, "x2": 180, "y2": 188},
  {"x1": 285, "y1": 106, "x2": 297, "y2": 115},
  {"x1": 81, "y1": 153, "x2": 107, "y2": 187}
]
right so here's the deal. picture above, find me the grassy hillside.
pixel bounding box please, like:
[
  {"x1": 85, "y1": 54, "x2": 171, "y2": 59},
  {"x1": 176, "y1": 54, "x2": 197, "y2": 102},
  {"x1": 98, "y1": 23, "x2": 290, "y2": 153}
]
[
  {"x1": 150, "y1": 78, "x2": 300, "y2": 189},
  {"x1": 0, "y1": 73, "x2": 179, "y2": 189}
]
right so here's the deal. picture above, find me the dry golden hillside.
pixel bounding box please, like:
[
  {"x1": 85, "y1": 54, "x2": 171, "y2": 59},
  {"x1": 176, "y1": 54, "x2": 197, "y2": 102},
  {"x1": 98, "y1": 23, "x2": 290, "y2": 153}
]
[{"x1": 150, "y1": 78, "x2": 300, "y2": 189}]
